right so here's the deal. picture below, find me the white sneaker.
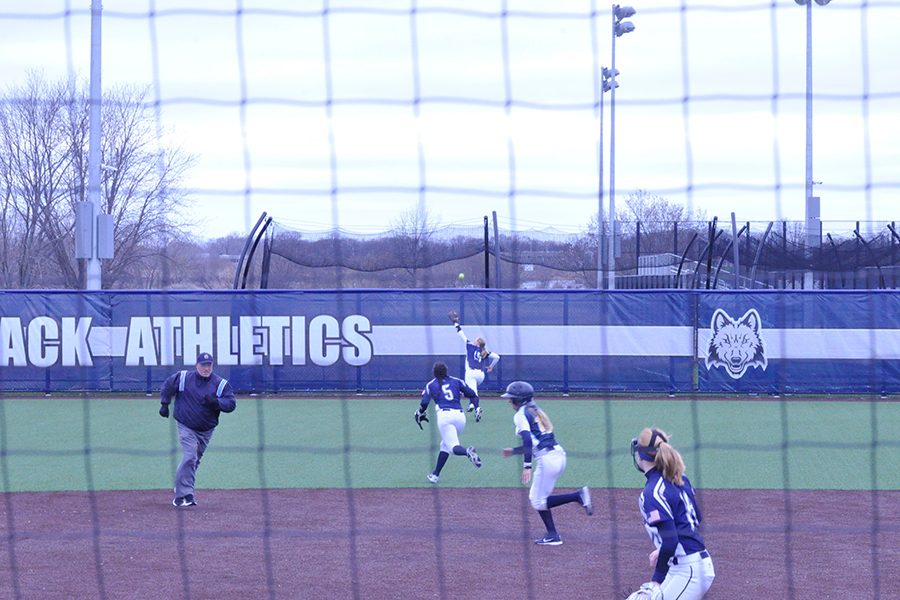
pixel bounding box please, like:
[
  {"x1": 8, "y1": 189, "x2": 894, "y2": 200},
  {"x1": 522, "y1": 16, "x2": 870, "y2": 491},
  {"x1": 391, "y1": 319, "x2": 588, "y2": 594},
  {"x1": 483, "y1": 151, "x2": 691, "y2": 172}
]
[
  {"x1": 427, "y1": 473, "x2": 439, "y2": 484},
  {"x1": 580, "y1": 486, "x2": 593, "y2": 516},
  {"x1": 466, "y1": 447, "x2": 482, "y2": 468}
]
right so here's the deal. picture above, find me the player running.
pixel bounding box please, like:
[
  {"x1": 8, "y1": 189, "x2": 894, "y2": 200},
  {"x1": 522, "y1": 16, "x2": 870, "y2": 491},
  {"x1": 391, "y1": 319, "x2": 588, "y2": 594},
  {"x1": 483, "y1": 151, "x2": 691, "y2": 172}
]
[
  {"x1": 415, "y1": 361, "x2": 483, "y2": 484},
  {"x1": 500, "y1": 381, "x2": 592, "y2": 546},
  {"x1": 626, "y1": 427, "x2": 715, "y2": 600},
  {"x1": 447, "y1": 310, "x2": 500, "y2": 401},
  {"x1": 159, "y1": 352, "x2": 236, "y2": 508}
]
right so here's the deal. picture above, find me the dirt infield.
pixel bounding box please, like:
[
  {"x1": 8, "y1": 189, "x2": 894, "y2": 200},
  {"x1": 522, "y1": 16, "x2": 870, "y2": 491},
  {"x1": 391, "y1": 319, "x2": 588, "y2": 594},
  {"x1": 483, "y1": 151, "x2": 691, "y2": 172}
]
[{"x1": 1, "y1": 488, "x2": 895, "y2": 599}]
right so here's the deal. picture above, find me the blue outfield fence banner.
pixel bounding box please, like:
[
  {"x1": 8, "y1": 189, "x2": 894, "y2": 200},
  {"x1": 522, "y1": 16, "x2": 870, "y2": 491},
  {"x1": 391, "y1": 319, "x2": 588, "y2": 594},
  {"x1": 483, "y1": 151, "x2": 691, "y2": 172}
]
[{"x1": 0, "y1": 289, "x2": 897, "y2": 394}]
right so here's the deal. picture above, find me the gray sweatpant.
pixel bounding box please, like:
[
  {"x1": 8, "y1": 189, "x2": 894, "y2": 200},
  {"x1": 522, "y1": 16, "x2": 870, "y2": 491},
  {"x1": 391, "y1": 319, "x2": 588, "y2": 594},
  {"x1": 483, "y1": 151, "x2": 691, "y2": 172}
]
[{"x1": 175, "y1": 421, "x2": 214, "y2": 498}]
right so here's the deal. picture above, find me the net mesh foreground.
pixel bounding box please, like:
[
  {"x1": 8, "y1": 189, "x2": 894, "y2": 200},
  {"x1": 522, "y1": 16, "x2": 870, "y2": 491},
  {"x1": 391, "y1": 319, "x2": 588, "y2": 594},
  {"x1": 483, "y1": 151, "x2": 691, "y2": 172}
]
[{"x1": 2, "y1": 2, "x2": 899, "y2": 599}]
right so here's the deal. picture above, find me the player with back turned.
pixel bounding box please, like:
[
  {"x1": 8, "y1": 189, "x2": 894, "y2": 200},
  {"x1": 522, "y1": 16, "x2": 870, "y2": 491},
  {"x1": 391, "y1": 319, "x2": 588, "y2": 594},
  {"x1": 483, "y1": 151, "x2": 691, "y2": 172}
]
[
  {"x1": 414, "y1": 361, "x2": 483, "y2": 484},
  {"x1": 626, "y1": 427, "x2": 715, "y2": 600}
]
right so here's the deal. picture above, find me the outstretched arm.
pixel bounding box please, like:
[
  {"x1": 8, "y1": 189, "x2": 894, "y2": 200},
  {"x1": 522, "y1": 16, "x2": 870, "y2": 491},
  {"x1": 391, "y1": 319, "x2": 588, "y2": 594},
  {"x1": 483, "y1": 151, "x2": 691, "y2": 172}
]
[{"x1": 449, "y1": 311, "x2": 469, "y2": 341}]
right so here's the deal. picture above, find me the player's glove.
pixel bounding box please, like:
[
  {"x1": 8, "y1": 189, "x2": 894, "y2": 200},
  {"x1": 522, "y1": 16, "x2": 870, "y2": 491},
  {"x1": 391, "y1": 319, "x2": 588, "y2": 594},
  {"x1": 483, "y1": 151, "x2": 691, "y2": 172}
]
[
  {"x1": 473, "y1": 406, "x2": 483, "y2": 422},
  {"x1": 447, "y1": 309, "x2": 459, "y2": 324},
  {"x1": 159, "y1": 404, "x2": 169, "y2": 418},
  {"x1": 414, "y1": 407, "x2": 429, "y2": 430},
  {"x1": 625, "y1": 582, "x2": 662, "y2": 600}
]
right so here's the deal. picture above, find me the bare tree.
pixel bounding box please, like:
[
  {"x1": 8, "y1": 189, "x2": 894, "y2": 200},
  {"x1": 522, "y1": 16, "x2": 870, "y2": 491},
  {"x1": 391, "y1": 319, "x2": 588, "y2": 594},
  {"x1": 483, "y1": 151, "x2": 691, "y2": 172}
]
[
  {"x1": 0, "y1": 75, "x2": 72, "y2": 287},
  {"x1": 622, "y1": 189, "x2": 707, "y2": 229},
  {"x1": 0, "y1": 73, "x2": 193, "y2": 288},
  {"x1": 388, "y1": 205, "x2": 441, "y2": 286}
]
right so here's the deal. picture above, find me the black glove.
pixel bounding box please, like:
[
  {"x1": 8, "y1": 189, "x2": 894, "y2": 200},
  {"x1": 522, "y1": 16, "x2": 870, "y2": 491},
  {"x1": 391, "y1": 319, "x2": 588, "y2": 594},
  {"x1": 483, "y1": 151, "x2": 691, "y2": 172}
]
[
  {"x1": 414, "y1": 407, "x2": 429, "y2": 430},
  {"x1": 159, "y1": 404, "x2": 169, "y2": 418},
  {"x1": 204, "y1": 394, "x2": 218, "y2": 407}
]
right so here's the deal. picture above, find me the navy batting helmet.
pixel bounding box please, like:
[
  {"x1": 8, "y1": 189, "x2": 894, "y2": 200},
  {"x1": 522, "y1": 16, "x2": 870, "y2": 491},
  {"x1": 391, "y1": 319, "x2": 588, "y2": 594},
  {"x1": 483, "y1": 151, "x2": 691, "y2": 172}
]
[{"x1": 501, "y1": 381, "x2": 534, "y2": 405}]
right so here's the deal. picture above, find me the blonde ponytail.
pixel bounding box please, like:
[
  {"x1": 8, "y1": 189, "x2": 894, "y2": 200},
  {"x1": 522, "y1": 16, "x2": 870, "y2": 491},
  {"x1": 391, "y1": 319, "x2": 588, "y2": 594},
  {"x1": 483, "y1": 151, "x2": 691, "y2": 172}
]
[
  {"x1": 535, "y1": 408, "x2": 554, "y2": 433},
  {"x1": 654, "y1": 443, "x2": 685, "y2": 486},
  {"x1": 638, "y1": 427, "x2": 685, "y2": 485}
]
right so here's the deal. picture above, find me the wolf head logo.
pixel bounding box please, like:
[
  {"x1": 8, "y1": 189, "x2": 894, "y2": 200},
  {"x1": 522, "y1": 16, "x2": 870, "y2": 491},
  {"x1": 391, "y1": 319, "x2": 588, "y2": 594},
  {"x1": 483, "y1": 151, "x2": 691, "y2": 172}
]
[{"x1": 705, "y1": 308, "x2": 767, "y2": 379}]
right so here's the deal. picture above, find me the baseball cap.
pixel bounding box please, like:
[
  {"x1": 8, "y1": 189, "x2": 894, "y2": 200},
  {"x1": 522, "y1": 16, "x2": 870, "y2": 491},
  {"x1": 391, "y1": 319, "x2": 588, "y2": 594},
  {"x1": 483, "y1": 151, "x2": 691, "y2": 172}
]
[{"x1": 197, "y1": 352, "x2": 214, "y2": 364}]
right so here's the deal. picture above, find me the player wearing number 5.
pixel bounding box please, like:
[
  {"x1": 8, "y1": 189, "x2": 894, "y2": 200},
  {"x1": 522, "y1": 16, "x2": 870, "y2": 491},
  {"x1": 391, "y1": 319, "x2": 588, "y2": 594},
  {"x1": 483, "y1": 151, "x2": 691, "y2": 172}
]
[
  {"x1": 626, "y1": 428, "x2": 715, "y2": 600},
  {"x1": 414, "y1": 361, "x2": 482, "y2": 484},
  {"x1": 159, "y1": 352, "x2": 236, "y2": 508}
]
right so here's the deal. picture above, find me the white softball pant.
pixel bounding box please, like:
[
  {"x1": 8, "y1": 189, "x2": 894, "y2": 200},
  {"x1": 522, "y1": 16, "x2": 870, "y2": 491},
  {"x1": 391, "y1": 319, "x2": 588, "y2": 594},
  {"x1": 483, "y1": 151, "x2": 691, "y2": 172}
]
[
  {"x1": 662, "y1": 551, "x2": 715, "y2": 599},
  {"x1": 464, "y1": 368, "x2": 485, "y2": 395},
  {"x1": 529, "y1": 447, "x2": 566, "y2": 510},
  {"x1": 436, "y1": 408, "x2": 466, "y2": 453}
]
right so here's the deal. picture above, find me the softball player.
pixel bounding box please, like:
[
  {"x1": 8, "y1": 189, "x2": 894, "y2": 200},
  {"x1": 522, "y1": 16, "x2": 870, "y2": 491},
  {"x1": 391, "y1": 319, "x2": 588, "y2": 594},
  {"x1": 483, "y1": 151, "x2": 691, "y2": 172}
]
[
  {"x1": 415, "y1": 361, "x2": 483, "y2": 484},
  {"x1": 159, "y1": 352, "x2": 236, "y2": 507},
  {"x1": 448, "y1": 311, "x2": 500, "y2": 398},
  {"x1": 500, "y1": 381, "x2": 592, "y2": 546},
  {"x1": 627, "y1": 427, "x2": 715, "y2": 600}
]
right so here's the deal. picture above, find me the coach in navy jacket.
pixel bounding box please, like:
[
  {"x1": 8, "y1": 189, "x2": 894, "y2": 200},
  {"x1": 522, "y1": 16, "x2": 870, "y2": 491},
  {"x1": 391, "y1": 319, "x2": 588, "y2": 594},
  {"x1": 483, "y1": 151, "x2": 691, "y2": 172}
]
[{"x1": 159, "y1": 352, "x2": 236, "y2": 507}]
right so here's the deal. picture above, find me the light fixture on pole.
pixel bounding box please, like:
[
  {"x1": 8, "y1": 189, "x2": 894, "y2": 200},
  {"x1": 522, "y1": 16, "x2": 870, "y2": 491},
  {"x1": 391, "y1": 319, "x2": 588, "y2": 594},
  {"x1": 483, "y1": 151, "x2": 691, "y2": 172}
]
[
  {"x1": 609, "y1": 4, "x2": 635, "y2": 290},
  {"x1": 794, "y1": 0, "x2": 831, "y2": 251}
]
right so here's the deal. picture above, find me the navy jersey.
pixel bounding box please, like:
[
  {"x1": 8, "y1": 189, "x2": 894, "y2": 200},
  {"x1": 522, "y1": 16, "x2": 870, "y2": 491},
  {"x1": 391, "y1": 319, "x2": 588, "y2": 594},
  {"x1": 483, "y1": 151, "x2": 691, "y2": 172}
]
[
  {"x1": 161, "y1": 370, "x2": 236, "y2": 431},
  {"x1": 639, "y1": 468, "x2": 706, "y2": 558},
  {"x1": 457, "y1": 329, "x2": 500, "y2": 372},
  {"x1": 465, "y1": 340, "x2": 485, "y2": 370},
  {"x1": 420, "y1": 376, "x2": 479, "y2": 411},
  {"x1": 513, "y1": 401, "x2": 559, "y2": 455}
]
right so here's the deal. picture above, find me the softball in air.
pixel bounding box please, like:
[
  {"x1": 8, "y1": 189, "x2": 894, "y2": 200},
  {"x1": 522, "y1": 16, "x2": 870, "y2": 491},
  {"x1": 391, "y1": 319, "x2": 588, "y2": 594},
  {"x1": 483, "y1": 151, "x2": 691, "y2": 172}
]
[{"x1": 458, "y1": 272, "x2": 465, "y2": 280}]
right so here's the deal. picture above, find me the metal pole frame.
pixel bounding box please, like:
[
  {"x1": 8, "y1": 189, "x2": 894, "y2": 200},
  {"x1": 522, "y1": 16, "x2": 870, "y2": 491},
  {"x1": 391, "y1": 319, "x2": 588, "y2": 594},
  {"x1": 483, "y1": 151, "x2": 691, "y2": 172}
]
[
  {"x1": 86, "y1": 0, "x2": 103, "y2": 290},
  {"x1": 713, "y1": 223, "x2": 749, "y2": 289},
  {"x1": 233, "y1": 212, "x2": 269, "y2": 289},
  {"x1": 483, "y1": 216, "x2": 490, "y2": 288},
  {"x1": 240, "y1": 216, "x2": 273, "y2": 290},
  {"x1": 597, "y1": 81, "x2": 606, "y2": 289},
  {"x1": 804, "y1": 1, "x2": 813, "y2": 242},
  {"x1": 749, "y1": 221, "x2": 774, "y2": 289},
  {"x1": 608, "y1": 5, "x2": 618, "y2": 291},
  {"x1": 492, "y1": 211, "x2": 501, "y2": 289},
  {"x1": 853, "y1": 230, "x2": 886, "y2": 290},
  {"x1": 825, "y1": 232, "x2": 844, "y2": 288}
]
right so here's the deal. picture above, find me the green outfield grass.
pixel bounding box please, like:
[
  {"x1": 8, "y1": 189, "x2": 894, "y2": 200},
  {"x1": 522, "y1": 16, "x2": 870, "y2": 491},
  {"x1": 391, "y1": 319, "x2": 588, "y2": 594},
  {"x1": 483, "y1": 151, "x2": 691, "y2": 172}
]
[{"x1": 0, "y1": 396, "x2": 897, "y2": 492}]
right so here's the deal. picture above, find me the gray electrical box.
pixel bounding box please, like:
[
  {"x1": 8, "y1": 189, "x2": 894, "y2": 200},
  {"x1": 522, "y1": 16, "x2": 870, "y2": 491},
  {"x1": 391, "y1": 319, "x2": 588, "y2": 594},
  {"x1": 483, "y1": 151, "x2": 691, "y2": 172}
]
[
  {"x1": 75, "y1": 202, "x2": 93, "y2": 259},
  {"x1": 806, "y1": 196, "x2": 821, "y2": 248},
  {"x1": 97, "y1": 214, "x2": 115, "y2": 259}
]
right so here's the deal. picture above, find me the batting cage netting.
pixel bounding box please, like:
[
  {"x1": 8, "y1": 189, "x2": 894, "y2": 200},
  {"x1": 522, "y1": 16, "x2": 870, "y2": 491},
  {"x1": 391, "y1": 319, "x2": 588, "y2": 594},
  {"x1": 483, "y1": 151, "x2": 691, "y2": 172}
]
[{"x1": 1, "y1": 2, "x2": 898, "y2": 599}]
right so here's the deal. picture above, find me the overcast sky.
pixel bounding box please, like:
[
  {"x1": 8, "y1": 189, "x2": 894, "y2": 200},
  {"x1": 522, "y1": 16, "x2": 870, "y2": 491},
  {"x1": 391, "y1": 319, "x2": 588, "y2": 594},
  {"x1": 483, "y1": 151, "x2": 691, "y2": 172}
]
[{"x1": 2, "y1": 0, "x2": 898, "y2": 239}]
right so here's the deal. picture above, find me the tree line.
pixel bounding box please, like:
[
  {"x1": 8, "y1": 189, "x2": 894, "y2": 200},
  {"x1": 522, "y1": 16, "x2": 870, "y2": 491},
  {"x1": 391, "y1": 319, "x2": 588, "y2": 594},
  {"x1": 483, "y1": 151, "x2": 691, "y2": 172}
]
[{"x1": 0, "y1": 73, "x2": 192, "y2": 289}]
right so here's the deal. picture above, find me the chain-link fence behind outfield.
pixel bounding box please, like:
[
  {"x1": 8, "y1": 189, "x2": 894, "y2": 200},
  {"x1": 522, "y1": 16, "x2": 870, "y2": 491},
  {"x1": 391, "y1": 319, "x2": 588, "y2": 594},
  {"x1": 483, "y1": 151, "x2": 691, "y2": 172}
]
[{"x1": 240, "y1": 218, "x2": 900, "y2": 290}]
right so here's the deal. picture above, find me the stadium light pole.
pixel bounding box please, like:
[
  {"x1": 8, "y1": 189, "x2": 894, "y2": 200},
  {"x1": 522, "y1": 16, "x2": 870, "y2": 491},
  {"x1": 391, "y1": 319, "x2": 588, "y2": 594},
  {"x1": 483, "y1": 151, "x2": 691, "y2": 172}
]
[
  {"x1": 86, "y1": 0, "x2": 103, "y2": 290},
  {"x1": 795, "y1": 0, "x2": 831, "y2": 252},
  {"x1": 597, "y1": 67, "x2": 615, "y2": 289},
  {"x1": 609, "y1": 4, "x2": 635, "y2": 290}
]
